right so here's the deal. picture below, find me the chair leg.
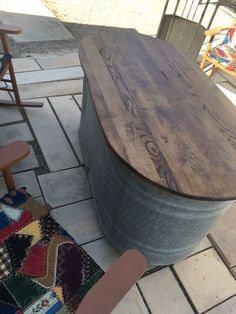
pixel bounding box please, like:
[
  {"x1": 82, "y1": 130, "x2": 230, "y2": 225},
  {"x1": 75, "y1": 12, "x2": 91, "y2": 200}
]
[
  {"x1": 2, "y1": 167, "x2": 15, "y2": 192},
  {"x1": 208, "y1": 65, "x2": 216, "y2": 77},
  {"x1": 8, "y1": 60, "x2": 21, "y2": 105},
  {"x1": 0, "y1": 32, "x2": 43, "y2": 108},
  {"x1": 200, "y1": 36, "x2": 214, "y2": 70},
  {"x1": 200, "y1": 53, "x2": 208, "y2": 69},
  {"x1": 2, "y1": 62, "x2": 44, "y2": 108}
]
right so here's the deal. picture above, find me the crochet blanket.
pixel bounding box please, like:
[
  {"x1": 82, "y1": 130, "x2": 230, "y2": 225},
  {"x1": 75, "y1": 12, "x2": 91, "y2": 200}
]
[{"x1": 0, "y1": 188, "x2": 103, "y2": 313}]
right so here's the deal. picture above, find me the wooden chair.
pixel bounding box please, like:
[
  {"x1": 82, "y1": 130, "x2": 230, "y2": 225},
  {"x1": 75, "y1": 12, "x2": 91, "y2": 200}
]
[
  {"x1": 0, "y1": 141, "x2": 147, "y2": 314},
  {"x1": 200, "y1": 19, "x2": 236, "y2": 77},
  {"x1": 0, "y1": 141, "x2": 30, "y2": 191},
  {"x1": 76, "y1": 249, "x2": 146, "y2": 314},
  {"x1": 0, "y1": 24, "x2": 43, "y2": 108}
]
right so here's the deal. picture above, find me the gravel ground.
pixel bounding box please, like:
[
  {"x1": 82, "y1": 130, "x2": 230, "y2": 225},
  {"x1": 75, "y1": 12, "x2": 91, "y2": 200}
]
[
  {"x1": 41, "y1": 0, "x2": 120, "y2": 41},
  {"x1": 42, "y1": 0, "x2": 166, "y2": 39},
  {"x1": 0, "y1": 1, "x2": 79, "y2": 57},
  {"x1": 5, "y1": 38, "x2": 79, "y2": 58}
]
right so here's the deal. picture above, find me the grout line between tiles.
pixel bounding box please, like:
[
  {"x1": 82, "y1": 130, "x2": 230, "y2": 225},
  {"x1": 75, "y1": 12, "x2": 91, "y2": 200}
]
[
  {"x1": 47, "y1": 96, "x2": 83, "y2": 164},
  {"x1": 142, "y1": 265, "x2": 167, "y2": 278},
  {"x1": 32, "y1": 58, "x2": 44, "y2": 70},
  {"x1": 35, "y1": 170, "x2": 47, "y2": 202},
  {"x1": 14, "y1": 67, "x2": 43, "y2": 73},
  {"x1": 185, "y1": 246, "x2": 212, "y2": 259},
  {"x1": 48, "y1": 196, "x2": 94, "y2": 210},
  {"x1": 136, "y1": 283, "x2": 152, "y2": 314},
  {"x1": 17, "y1": 76, "x2": 82, "y2": 87},
  {"x1": 202, "y1": 293, "x2": 236, "y2": 313},
  {"x1": 0, "y1": 119, "x2": 24, "y2": 128},
  {"x1": 21, "y1": 90, "x2": 83, "y2": 100},
  {"x1": 206, "y1": 235, "x2": 236, "y2": 271},
  {"x1": 20, "y1": 106, "x2": 50, "y2": 173},
  {"x1": 72, "y1": 94, "x2": 82, "y2": 111},
  {"x1": 80, "y1": 236, "x2": 106, "y2": 247},
  {"x1": 12, "y1": 63, "x2": 82, "y2": 73},
  {"x1": 37, "y1": 164, "x2": 85, "y2": 176},
  {"x1": 207, "y1": 234, "x2": 232, "y2": 269},
  {"x1": 32, "y1": 63, "x2": 81, "y2": 71},
  {"x1": 170, "y1": 266, "x2": 198, "y2": 313}
]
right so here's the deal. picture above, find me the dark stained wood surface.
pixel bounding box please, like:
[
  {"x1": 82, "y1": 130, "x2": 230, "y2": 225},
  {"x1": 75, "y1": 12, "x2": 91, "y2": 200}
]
[{"x1": 79, "y1": 29, "x2": 236, "y2": 201}]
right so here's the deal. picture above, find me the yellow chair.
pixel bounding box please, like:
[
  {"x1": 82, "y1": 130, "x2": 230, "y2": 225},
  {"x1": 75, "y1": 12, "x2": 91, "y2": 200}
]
[{"x1": 200, "y1": 19, "x2": 236, "y2": 77}]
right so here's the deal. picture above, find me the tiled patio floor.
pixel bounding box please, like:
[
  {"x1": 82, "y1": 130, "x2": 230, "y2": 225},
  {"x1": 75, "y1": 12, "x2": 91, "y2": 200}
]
[{"x1": 0, "y1": 54, "x2": 236, "y2": 314}]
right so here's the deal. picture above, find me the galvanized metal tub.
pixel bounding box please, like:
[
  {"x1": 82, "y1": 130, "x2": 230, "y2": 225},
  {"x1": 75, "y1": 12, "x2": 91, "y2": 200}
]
[{"x1": 79, "y1": 78, "x2": 232, "y2": 265}]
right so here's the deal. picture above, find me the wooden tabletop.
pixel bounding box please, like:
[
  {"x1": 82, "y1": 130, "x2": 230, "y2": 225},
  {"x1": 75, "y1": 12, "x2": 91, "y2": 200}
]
[{"x1": 79, "y1": 29, "x2": 236, "y2": 201}]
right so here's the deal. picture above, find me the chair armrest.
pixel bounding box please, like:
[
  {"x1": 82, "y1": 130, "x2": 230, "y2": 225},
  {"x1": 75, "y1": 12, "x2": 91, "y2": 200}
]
[
  {"x1": 205, "y1": 26, "x2": 236, "y2": 36},
  {"x1": 76, "y1": 250, "x2": 147, "y2": 314},
  {"x1": 0, "y1": 24, "x2": 22, "y2": 34},
  {"x1": 0, "y1": 141, "x2": 30, "y2": 170}
]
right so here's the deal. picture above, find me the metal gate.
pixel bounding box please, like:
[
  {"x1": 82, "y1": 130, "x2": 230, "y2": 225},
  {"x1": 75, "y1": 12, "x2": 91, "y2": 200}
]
[{"x1": 157, "y1": 0, "x2": 235, "y2": 61}]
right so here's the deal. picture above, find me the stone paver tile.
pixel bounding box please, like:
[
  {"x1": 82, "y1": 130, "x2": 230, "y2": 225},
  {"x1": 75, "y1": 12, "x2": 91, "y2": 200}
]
[
  {"x1": 231, "y1": 267, "x2": 236, "y2": 279},
  {"x1": 220, "y1": 71, "x2": 236, "y2": 86},
  {"x1": 0, "y1": 89, "x2": 23, "y2": 125},
  {"x1": 13, "y1": 58, "x2": 41, "y2": 72},
  {"x1": 139, "y1": 268, "x2": 194, "y2": 314},
  {"x1": 174, "y1": 248, "x2": 236, "y2": 313},
  {"x1": 18, "y1": 79, "x2": 83, "y2": 99},
  {"x1": 38, "y1": 167, "x2": 91, "y2": 208},
  {"x1": 35, "y1": 53, "x2": 80, "y2": 69},
  {"x1": 211, "y1": 72, "x2": 227, "y2": 83},
  {"x1": 207, "y1": 296, "x2": 236, "y2": 314},
  {"x1": 209, "y1": 203, "x2": 236, "y2": 268},
  {"x1": 51, "y1": 199, "x2": 103, "y2": 245},
  {"x1": 0, "y1": 170, "x2": 41, "y2": 197},
  {"x1": 0, "y1": 0, "x2": 74, "y2": 43},
  {"x1": 189, "y1": 237, "x2": 212, "y2": 256},
  {"x1": 216, "y1": 82, "x2": 236, "y2": 107},
  {"x1": 49, "y1": 95, "x2": 83, "y2": 162},
  {"x1": 0, "y1": 122, "x2": 33, "y2": 146},
  {"x1": 83, "y1": 238, "x2": 119, "y2": 272},
  {"x1": 0, "y1": 106, "x2": 23, "y2": 126},
  {"x1": 25, "y1": 98, "x2": 78, "y2": 171},
  {"x1": 112, "y1": 286, "x2": 149, "y2": 314},
  {"x1": 12, "y1": 145, "x2": 39, "y2": 172},
  {"x1": 73, "y1": 94, "x2": 83, "y2": 110},
  {"x1": 7, "y1": 67, "x2": 83, "y2": 85}
]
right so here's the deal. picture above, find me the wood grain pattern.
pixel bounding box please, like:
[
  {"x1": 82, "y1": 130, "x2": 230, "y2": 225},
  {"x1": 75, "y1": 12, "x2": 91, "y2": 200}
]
[{"x1": 79, "y1": 29, "x2": 236, "y2": 200}]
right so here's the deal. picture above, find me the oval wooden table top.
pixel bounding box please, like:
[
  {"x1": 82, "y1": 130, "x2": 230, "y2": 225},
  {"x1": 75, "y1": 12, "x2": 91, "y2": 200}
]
[{"x1": 79, "y1": 29, "x2": 236, "y2": 201}]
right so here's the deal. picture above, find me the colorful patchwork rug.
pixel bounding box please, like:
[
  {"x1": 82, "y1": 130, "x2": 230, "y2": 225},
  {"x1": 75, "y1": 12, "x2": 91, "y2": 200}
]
[{"x1": 0, "y1": 188, "x2": 104, "y2": 313}]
